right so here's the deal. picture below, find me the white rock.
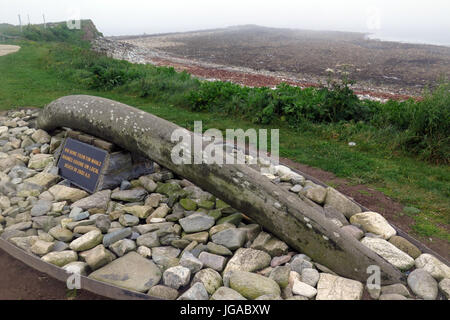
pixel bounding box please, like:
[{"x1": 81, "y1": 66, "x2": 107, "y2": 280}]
[
  {"x1": 350, "y1": 212, "x2": 396, "y2": 240},
  {"x1": 316, "y1": 273, "x2": 364, "y2": 300},
  {"x1": 292, "y1": 279, "x2": 317, "y2": 298},
  {"x1": 361, "y1": 237, "x2": 414, "y2": 270},
  {"x1": 415, "y1": 254, "x2": 450, "y2": 281}
]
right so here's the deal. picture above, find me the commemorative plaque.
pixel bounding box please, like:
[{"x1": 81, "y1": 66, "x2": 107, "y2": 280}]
[{"x1": 57, "y1": 138, "x2": 108, "y2": 193}]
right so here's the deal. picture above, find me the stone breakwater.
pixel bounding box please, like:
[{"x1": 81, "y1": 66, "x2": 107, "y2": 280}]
[{"x1": 0, "y1": 108, "x2": 449, "y2": 300}]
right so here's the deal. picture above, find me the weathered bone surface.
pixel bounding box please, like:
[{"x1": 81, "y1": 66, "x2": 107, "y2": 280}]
[{"x1": 37, "y1": 95, "x2": 404, "y2": 284}]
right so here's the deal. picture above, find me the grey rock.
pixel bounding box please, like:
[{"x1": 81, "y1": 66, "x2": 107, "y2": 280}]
[
  {"x1": 269, "y1": 266, "x2": 290, "y2": 289},
  {"x1": 211, "y1": 287, "x2": 247, "y2": 300},
  {"x1": 230, "y1": 270, "x2": 281, "y2": 300},
  {"x1": 199, "y1": 251, "x2": 227, "y2": 272},
  {"x1": 179, "y1": 213, "x2": 215, "y2": 233},
  {"x1": 163, "y1": 266, "x2": 191, "y2": 289},
  {"x1": 109, "y1": 238, "x2": 136, "y2": 257},
  {"x1": 41, "y1": 250, "x2": 78, "y2": 267},
  {"x1": 30, "y1": 199, "x2": 52, "y2": 217},
  {"x1": 103, "y1": 227, "x2": 132, "y2": 247},
  {"x1": 250, "y1": 231, "x2": 289, "y2": 257},
  {"x1": 192, "y1": 268, "x2": 223, "y2": 295},
  {"x1": 147, "y1": 285, "x2": 179, "y2": 300},
  {"x1": 177, "y1": 282, "x2": 209, "y2": 300},
  {"x1": 89, "y1": 252, "x2": 162, "y2": 292},
  {"x1": 179, "y1": 251, "x2": 203, "y2": 273},
  {"x1": 301, "y1": 268, "x2": 320, "y2": 287},
  {"x1": 136, "y1": 232, "x2": 160, "y2": 248},
  {"x1": 290, "y1": 257, "x2": 314, "y2": 274},
  {"x1": 111, "y1": 188, "x2": 147, "y2": 202},
  {"x1": 119, "y1": 214, "x2": 139, "y2": 227},
  {"x1": 407, "y1": 268, "x2": 438, "y2": 300},
  {"x1": 71, "y1": 190, "x2": 111, "y2": 211},
  {"x1": 211, "y1": 228, "x2": 247, "y2": 250},
  {"x1": 223, "y1": 248, "x2": 271, "y2": 274}
]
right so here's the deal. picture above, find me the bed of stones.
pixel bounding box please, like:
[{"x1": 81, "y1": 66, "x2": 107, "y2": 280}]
[{"x1": 0, "y1": 108, "x2": 449, "y2": 300}]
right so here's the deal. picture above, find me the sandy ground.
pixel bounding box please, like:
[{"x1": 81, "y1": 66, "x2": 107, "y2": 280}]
[{"x1": 0, "y1": 45, "x2": 20, "y2": 56}]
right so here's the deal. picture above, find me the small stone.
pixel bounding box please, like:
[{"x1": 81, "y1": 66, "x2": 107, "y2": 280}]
[
  {"x1": 83, "y1": 244, "x2": 114, "y2": 270},
  {"x1": 62, "y1": 261, "x2": 89, "y2": 276},
  {"x1": 217, "y1": 213, "x2": 242, "y2": 226},
  {"x1": 123, "y1": 205, "x2": 153, "y2": 219},
  {"x1": 324, "y1": 187, "x2": 361, "y2": 218},
  {"x1": 120, "y1": 180, "x2": 131, "y2": 190},
  {"x1": 191, "y1": 268, "x2": 223, "y2": 295},
  {"x1": 182, "y1": 231, "x2": 209, "y2": 244},
  {"x1": 388, "y1": 236, "x2": 421, "y2": 259},
  {"x1": 111, "y1": 188, "x2": 147, "y2": 202},
  {"x1": 148, "y1": 285, "x2": 179, "y2": 300},
  {"x1": 30, "y1": 199, "x2": 52, "y2": 217},
  {"x1": 407, "y1": 268, "x2": 438, "y2": 300},
  {"x1": 31, "y1": 129, "x2": 51, "y2": 144},
  {"x1": 290, "y1": 184, "x2": 303, "y2": 193},
  {"x1": 137, "y1": 245, "x2": 152, "y2": 258},
  {"x1": 250, "y1": 231, "x2": 289, "y2": 257},
  {"x1": 211, "y1": 287, "x2": 247, "y2": 300},
  {"x1": 350, "y1": 212, "x2": 396, "y2": 240},
  {"x1": 71, "y1": 190, "x2": 111, "y2": 211},
  {"x1": 290, "y1": 257, "x2": 314, "y2": 274},
  {"x1": 48, "y1": 226, "x2": 73, "y2": 242},
  {"x1": 136, "y1": 232, "x2": 160, "y2": 248},
  {"x1": 48, "y1": 185, "x2": 88, "y2": 202},
  {"x1": 211, "y1": 228, "x2": 246, "y2": 250},
  {"x1": 102, "y1": 228, "x2": 132, "y2": 247},
  {"x1": 361, "y1": 237, "x2": 415, "y2": 271},
  {"x1": 224, "y1": 248, "x2": 271, "y2": 274},
  {"x1": 88, "y1": 252, "x2": 161, "y2": 292},
  {"x1": 177, "y1": 282, "x2": 209, "y2": 300},
  {"x1": 31, "y1": 239, "x2": 55, "y2": 256},
  {"x1": 163, "y1": 266, "x2": 191, "y2": 289},
  {"x1": 147, "y1": 204, "x2": 170, "y2": 221},
  {"x1": 209, "y1": 223, "x2": 235, "y2": 237},
  {"x1": 292, "y1": 279, "x2": 317, "y2": 298},
  {"x1": 145, "y1": 193, "x2": 163, "y2": 208},
  {"x1": 109, "y1": 239, "x2": 136, "y2": 257},
  {"x1": 179, "y1": 213, "x2": 215, "y2": 233},
  {"x1": 179, "y1": 198, "x2": 197, "y2": 211},
  {"x1": 301, "y1": 184, "x2": 327, "y2": 204},
  {"x1": 119, "y1": 214, "x2": 139, "y2": 227},
  {"x1": 199, "y1": 251, "x2": 226, "y2": 272},
  {"x1": 179, "y1": 251, "x2": 203, "y2": 273},
  {"x1": 316, "y1": 273, "x2": 364, "y2": 300},
  {"x1": 28, "y1": 154, "x2": 53, "y2": 170},
  {"x1": 269, "y1": 266, "x2": 290, "y2": 288},
  {"x1": 139, "y1": 176, "x2": 158, "y2": 193},
  {"x1": 415, "y1": 253, "x2": 450, "y2": 281},
  {"x1": 301, "y1": 268, "x2": 320, "y2": 287},
  {"x1": 230, "y1": 270, "x2": 281, "y2": 300},
  {"x1": 41, "y1": 250, "x2": 77, "y2": 267},
  {"x1": 206, "y1": 242, "x2": 232, "y2": 256}
]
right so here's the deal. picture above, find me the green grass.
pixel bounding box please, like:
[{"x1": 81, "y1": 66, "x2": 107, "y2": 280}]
[{"x1": 0, "y1": 40, "x2": 448, "y2": 242}]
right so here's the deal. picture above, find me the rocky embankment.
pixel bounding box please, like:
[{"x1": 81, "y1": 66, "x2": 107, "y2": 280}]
[{"x1": 0, "y1": 108, "x2": 449, "y2": 300}]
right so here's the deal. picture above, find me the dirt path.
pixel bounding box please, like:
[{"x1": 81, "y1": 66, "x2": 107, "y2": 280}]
[{"x1": 0, "y1": 45, "x2": 20, "y2": 56}]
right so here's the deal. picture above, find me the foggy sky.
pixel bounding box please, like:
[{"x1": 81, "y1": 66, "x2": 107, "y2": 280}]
[{"x1": 1, "y1": 0, "x2": 450, "y2": 45}]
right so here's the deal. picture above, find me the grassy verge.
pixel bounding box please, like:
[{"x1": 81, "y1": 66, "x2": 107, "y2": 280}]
[{"x1": 0, "y1": 40, "x2": 448, "y2": 242}]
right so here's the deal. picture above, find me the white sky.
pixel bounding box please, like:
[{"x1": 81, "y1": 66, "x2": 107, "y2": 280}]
[{"x1": 1, "y1": 0, "x2": 450, "y2": 44}]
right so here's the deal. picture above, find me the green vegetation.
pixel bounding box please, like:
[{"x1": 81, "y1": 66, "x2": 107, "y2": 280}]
[{"x1": 0, "y1": 24, "x2": 448, "y2": 242}]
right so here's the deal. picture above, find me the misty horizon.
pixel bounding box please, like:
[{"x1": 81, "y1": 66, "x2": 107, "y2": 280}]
[{"x1": 1, "y1": 0, "x2": 450, "y2": 46}]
